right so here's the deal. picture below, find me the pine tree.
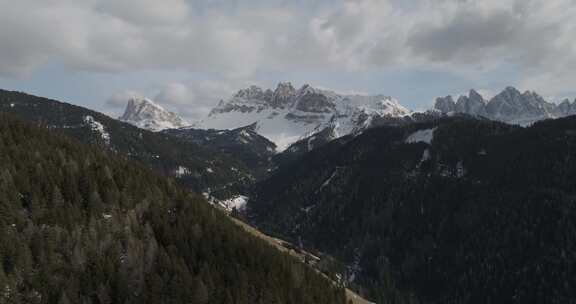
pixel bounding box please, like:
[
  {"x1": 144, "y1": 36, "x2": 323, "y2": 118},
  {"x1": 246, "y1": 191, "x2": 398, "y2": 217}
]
[{"x1": 191, "y1": 277, "x2": 209, "y2": 304}]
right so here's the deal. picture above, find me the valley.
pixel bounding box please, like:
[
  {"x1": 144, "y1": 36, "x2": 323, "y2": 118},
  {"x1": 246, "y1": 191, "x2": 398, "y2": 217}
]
[
  {"x1": 4, "y1": 1, "x2": 576, "y2": 302},
  {"x1": 2, "y1": 86, "x2": 576, "y2": 303}
]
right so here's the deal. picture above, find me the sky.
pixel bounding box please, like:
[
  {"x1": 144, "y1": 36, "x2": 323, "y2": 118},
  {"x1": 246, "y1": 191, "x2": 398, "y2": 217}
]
[{"x1": 1, "y1": 0, "x2": 576, "y2": 121}]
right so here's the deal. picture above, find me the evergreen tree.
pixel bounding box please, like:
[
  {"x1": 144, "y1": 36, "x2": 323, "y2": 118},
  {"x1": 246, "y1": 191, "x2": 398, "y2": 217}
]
[{"x1": 0, "y1": 113, "x2": 346, "y2": 304}]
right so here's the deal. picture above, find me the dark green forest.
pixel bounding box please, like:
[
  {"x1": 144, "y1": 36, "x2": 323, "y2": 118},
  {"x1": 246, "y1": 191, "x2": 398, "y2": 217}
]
[
  {"x1": 163, "y1": 123, "x2": 277, "y2": 180},
  {"x1": 0, "y1": 89, "x2": 256, "y2": 199},
  {"x1": 0, "y1": 114, "x2": 346, "y2": 304},
  {"x1": 251, "y1": 117, "x2": 576, "y2": 303}
]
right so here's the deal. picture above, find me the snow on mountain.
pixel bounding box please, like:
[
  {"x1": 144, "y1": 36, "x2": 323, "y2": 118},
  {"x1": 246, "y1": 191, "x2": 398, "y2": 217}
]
[
  {"x1": 119, "y1": 97, "x2": 187, "y2": 131},
  {"x1": 219, "y1": 195, "x2": 249, "y2": 212},
  {"x1": 84, "y1": 115, "x2": 110, "y2": 145},
  {"x1": 434, "y1": 87, "x2": 576, "y2": 125},
  {"x1": 405, "y1": 128, "x2": 436, "y2": 144},
  {"x1": 195, "y1": 82, "x2": 411, "y2": 151}
]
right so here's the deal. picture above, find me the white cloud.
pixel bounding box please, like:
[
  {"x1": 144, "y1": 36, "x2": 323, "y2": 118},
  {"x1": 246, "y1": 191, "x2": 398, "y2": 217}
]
[
  {"x1": 105, "y1": 78, "x2": 249, "y2": 121},
  {"x1": 95, "y1": 0, "x2": 190, "y2": 25},
  {"x1": 154, "y1": 79, "x2": 256, "y2": 121},
  {"x1": 106, "y1": 90, "x2": 143, "y2": 108},
  {"x1": 3, "y1": 0, "x2": 576, "y2": 106}
]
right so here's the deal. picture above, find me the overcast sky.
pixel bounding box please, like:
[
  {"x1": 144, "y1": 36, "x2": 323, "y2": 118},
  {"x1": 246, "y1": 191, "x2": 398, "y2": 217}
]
[{"x1": 1, "y1": 0, "x2": 576, "y2": 121}]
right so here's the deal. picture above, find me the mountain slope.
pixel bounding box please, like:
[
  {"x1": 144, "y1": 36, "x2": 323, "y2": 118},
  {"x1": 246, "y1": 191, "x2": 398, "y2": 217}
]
[
  {"x1": 196, "y1": 82, "x2": 411, "y2": 150},
  {"x1": 435, "y1": 87, "x2": 576, "y2": 125},
  {"x1": 163, "y1": 123, "x2": 277, "y2": 179},
  {"x1": 119, "y1": 96, "x2": 187, "y2": 131},
  {"x1": 249, "y1": 116, "x2": 576, "y2": 303},
  {"x1": 0, "y1": 89, "x2": 251, "y2": 199},
  {"x1": 274, "y1": 111, "x2": 445, "y2": 169},
  {"x1": 0, "y1": 113, "x2": 346, "y2": 304}
]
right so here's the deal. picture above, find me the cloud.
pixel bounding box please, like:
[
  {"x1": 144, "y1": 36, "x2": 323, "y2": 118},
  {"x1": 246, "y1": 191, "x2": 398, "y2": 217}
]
[
  {"x1": 105, "y1": 79, "x2": 246, "y2": 121},
  {"x1": 95, "y1": 0, "x2": 190, "y2": 25},
  {"x1": 3, "y1": 0, "x2": 576, "y2": 104},
  {"x1": 106, "y1": 90, "x2": 142, "y2": 108},
  {"x1": 2, "y1": 0, "x2": 574, "y2": 74},
  {"x1": 405, "y1": 0, "x2": 568, "y2": 70},
  {"x1": 154, "y1": 80, "x2": 251, "y2": 121}
]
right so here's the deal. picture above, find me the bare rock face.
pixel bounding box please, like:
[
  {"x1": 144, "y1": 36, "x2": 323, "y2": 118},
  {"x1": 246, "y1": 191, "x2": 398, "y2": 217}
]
[
  {"x1": 456, "y1": 90, "x2": 488, "y2": 117},
  {"x1": 271, "y1": 82, "x2": 297, "y2": 109},
  {"x1": 434, "y1": 87, "x2": 576, "y2": 125},
  {"x1": 435, "y1": 96, "x2": 457, "y2": 113},
  {"x1": 119, "y1": 97, "x2": 187, "y2": 131},
  {"x1": 196, "y1": 82, "x2": 411, "y2": 150},
  {"x1": 293, "y1": 85, "x2": 336, "y2": 114}
]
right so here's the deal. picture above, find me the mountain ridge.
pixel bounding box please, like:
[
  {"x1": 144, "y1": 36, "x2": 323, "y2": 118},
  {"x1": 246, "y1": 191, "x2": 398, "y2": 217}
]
[
  {"x1": 115, "y1": 84, "x2": 576, "y2": 152},
  {"x1": 0, "y1": 89, "x2": 252, "y2": 199},
  {"x1": 195, "y1": 82, "x2": 411, "y2": 150},
  {"x1": 248, "y1": 115, "x2": 576, "y2": 303},
  {"x1": 434, "y1": 86, "x2": 576, "y2": 125}
]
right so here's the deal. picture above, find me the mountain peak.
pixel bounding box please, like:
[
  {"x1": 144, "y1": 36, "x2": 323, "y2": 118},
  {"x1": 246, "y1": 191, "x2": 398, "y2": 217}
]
[
  {"x1": 275, "y1": 82, "x2": 295, "y2": 92},
  {"x1": 126, "y1": 96, "x2": 153, "y2": 107},
  {"x1": 120, "y1": 96, "x2": 159, "y2": 119},
  {"x1": 502, "y1": 86, "x2": 522, "y2": 96},
  {"x1": 197, "y1": 82, "x2": 412, "y2": 150},
  {"x1": 271, "y1": 82, "x2": 297, "y2": 108},
  {"x1": 434, "y1": 95, "x2": 456, "y2": 113},
  {"x1": 469, "y1": 89, "x2": 484, "y2": 101},
  {"x1": 234, "y1": 85, "x2": 267, "y2": 100},
  {"x1": 119, "y1": 96, "x2": 187, "y2": 131},
  {"x1": 297, "y1": 84, "x2": 320, "y2": 96},
  {"x1": 435, "y1": 86, "x2": 576, "y2": 125}
]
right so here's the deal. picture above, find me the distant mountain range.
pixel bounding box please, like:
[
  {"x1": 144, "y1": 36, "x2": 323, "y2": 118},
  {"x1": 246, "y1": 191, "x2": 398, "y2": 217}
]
[
  {"x1": 119, "y1": 84, "x2": 576, "y2": 151},
  {"x1": 434, "y1": 87, "x2": 576, "y2": 125},
  {"x1": 119, "y1": 82, "x2": 411, "y2": 151}
]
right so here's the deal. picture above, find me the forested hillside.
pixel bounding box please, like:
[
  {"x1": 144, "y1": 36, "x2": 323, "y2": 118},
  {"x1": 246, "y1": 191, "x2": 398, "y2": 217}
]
[
  {"x1": 163, "y1": 123, "x2": 277, "y2": 180},
  {"x1": 0, "y1": 89, "x2": 254, "y2": 199},
  {"x1": 250, "y1": 116, "x2": 576, "y2": 303},
  {"x1": 0, "y1": 114, "x2": 346, "y2": 304}
]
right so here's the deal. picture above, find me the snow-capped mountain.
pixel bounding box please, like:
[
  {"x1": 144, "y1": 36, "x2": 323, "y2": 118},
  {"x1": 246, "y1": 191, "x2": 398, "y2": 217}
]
[
  {"x1": 119, "y1": 97, "x2": 187, "y2": 131},
  {"x1": 434, "y1": 87, "x2": 576, "y2": 125},
  {"x1": 195, "y1": 82, "x2": 411, "y2": 150}
]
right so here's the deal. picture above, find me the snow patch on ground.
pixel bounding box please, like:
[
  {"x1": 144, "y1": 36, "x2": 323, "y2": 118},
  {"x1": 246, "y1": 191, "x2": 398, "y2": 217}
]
[
  {"x1": 456, "y1": 160, "x2": 466, "y2": 178},
  {"x1": 219, "y1": 195, "x2": 249, "y2": 212},
  {"x1": 406, "y1": 128, "x2": 436, "y2": 144},
  {"x1": 320, "y1": 170, "x2": 338, "y2": 190},
  {"x1": 196, "y1": 109, "x2": 313, "y2": 151},
  {"x1": 174, "y1": 166, "x2": 189, "y2": 177},
  {"x1": 84, "y1": 116, "x2": 110, "y2": 145},
  {"x1": 301, "y1": 205, "x2": 315, "y2": 213},
  {"x1": 420, "y1": 149, "x2": 430, "y2": 164},
  {"x1": 202, "y1": 191, "x2": 217, "y2": 205},
  {"x1": 239, "y1": 129, "x2": 251, "y2": 138},
  {"x1": 307, "y1": 135, "x2": 316, "y2": 152}
]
